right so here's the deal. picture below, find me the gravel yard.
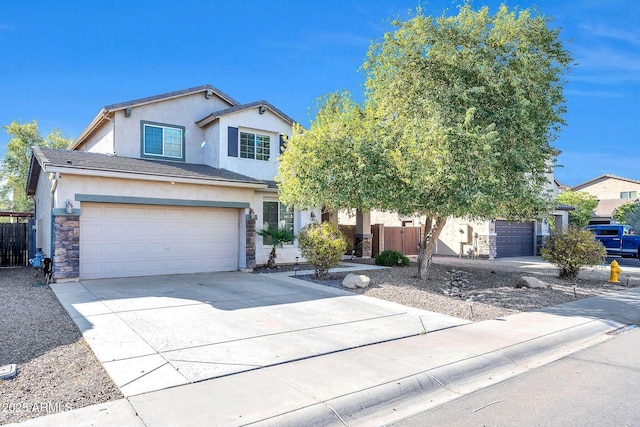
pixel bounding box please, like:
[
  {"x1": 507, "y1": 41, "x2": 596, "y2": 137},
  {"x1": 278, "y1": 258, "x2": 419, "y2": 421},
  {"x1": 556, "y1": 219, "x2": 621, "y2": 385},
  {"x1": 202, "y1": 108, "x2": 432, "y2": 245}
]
[
  {"x1": 0, "y1": 267, "x2": 122, "y2": 425},
  {"x1": 295, "y1": 256, "x2": 640, "y2": 322}
]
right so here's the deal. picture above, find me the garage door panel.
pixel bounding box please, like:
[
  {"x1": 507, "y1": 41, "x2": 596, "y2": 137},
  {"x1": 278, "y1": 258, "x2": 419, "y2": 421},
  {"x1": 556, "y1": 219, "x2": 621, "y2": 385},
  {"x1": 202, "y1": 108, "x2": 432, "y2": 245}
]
[
  {"x1": 103, "y1": 206, "x2": 127, "y2": 219},
  {"x1": 146, "y1": 209, "x2": 167, "y2": 220},
  {"x1": 124, "y1": 224, "x2": 146, "y2": 237},
  {"x1": 147, "y1": 245, "x2": 167, "y2": 255},
  {"x1": 166, "y1": 209, "x2": 187, "y2": 220},
  {"x1": 220, "y1": 257, "x2": 238, "y2": 269},
  {"x1": 80, "y1": 203, "x2": 240, "y2": 279},
  {"x1": 103, "y1": 242, "x2": 127, "y2": 256}
]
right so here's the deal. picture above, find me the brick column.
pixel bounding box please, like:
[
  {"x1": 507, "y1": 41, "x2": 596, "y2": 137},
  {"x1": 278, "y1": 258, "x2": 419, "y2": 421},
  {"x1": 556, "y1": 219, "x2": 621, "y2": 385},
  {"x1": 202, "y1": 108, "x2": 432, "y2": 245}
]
[
  {"x1": 52, "y1": 215, "x2": 80, "y2": 280},
  {"x1": 355, "y1": 209, "x2": 372, "y2": 258},
  {"x1": 245, "y1": 213, "x2": 256, "y2": 270}
]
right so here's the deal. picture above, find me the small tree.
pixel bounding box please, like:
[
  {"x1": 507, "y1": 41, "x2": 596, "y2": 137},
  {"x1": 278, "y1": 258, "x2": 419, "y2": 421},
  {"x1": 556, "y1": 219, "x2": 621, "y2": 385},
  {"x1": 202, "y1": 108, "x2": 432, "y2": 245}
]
[
  {"x1": 612, "y1": 201, "x2": 640, "y2": 225},
  {"x1": 626, "y1": 208, "x2": 640, "y2": 232},
  {"x1": 298, "y1": 222, "x2": 347, "y2": 279},
  {"x1": 1, "y1": 120, "x2": 71, "y2": 211},
  {"x1": 257, "y1": 225, "x2": 295, "y2": 269},
  {"x1": 555, "y1": 191, "x2": 599, "y2": 228},
  {"x1": 541, "y1": 227, "x2": 606, "y2": 280}
]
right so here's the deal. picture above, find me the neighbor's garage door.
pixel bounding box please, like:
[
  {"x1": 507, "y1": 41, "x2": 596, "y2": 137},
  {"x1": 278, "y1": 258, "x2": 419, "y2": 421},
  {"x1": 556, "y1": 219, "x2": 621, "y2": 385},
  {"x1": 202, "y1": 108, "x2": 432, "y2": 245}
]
[
  {"x1": 495, "y1": 220, "x2": 534, "y2": 258},
  {"x1": 80, "y1": 203, "x2": 239, "y2": 279}
]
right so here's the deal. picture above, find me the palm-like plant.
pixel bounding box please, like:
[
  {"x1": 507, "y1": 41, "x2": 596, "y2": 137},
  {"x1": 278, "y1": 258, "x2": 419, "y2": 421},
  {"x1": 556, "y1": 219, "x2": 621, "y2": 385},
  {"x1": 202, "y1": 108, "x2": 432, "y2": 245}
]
[{"x1": 257, "y1": 225, "x2": 295, "y2": 269}]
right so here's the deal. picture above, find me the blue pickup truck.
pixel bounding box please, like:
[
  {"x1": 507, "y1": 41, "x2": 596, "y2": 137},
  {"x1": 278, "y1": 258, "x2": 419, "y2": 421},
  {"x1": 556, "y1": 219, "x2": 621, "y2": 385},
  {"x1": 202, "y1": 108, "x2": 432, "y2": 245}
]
[{"x1": 587, "y1": 225, "x2": 640, "y2": 258}]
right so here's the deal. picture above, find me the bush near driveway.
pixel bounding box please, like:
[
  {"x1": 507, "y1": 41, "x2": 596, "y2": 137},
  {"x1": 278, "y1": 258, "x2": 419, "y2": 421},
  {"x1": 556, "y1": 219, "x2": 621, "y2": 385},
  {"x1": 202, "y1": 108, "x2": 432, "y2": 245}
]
[{"x1": 298, "y1": 222, "x2": 347, "y2": 279}]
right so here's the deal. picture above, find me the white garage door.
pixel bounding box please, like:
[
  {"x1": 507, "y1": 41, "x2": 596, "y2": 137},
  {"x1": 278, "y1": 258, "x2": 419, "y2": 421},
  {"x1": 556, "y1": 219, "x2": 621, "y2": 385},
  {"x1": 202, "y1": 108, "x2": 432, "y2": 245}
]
[{"x1": 80, "y1": 203, "x2": 239, "y2": 279}]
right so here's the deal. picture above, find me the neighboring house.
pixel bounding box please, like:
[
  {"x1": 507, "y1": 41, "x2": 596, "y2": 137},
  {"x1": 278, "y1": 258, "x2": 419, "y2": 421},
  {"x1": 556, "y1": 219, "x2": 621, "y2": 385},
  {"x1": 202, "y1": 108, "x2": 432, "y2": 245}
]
[
  {"x1": 26, "y1": 85, "x2": 314, "y2": 281},
  {"x1": 339, "y1": 174, "x2": 570, "y2": 259},
  {"x1": 571, "y1": 174, "x2": 640, "y2": 224}
]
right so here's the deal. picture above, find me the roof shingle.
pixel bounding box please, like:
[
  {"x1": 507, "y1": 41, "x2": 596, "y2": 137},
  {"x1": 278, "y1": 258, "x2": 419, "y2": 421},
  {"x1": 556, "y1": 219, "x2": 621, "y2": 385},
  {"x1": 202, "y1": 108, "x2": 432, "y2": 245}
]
[{"x1": 32, "y1": 147, "x2": 265, "y2": 186}]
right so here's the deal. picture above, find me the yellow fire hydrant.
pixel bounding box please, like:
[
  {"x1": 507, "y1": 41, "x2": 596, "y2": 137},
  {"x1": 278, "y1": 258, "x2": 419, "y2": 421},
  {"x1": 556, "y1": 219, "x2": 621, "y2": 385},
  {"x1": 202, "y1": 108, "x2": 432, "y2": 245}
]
[{"x1": 609, "y1": 260, "x2": 622, "y2": 283}]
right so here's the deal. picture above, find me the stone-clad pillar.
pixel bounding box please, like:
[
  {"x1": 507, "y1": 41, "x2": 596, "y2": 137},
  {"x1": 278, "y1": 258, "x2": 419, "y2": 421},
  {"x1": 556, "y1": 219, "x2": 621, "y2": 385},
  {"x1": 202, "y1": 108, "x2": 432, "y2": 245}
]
[
  {"x1": 355, "y1": 209, "x2": 372, "y2": 258},
  {"x1": 245, "y1": 212, "x2": 256, "y2": 270},
  {"x1": 52, "y1": 214, "x2": 80, "y2": 280}
]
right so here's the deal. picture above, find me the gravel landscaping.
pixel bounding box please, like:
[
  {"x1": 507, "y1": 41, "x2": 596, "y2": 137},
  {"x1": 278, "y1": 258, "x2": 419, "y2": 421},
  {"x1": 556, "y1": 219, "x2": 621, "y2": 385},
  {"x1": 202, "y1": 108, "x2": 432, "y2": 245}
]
[
  {"x1": 0, "y1": 267, "x2": 122, "y2": 425},
  {"x1": 294, "y1": 256, "x2": 640, "y2": 322}
]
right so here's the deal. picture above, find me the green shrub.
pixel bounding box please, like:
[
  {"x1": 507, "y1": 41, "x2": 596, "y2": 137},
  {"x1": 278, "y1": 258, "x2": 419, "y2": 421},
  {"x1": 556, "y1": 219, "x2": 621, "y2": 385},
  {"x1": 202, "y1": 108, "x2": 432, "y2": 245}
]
[
  {"x1": 375, "y1": 250, "x2": 410, "y2": 267},
  {"x1": 298, "y1": 221, "x2": 348, "y2": 279},
  {"x1": 541, "y1": 227, "x2": 606, "y2": 280}
]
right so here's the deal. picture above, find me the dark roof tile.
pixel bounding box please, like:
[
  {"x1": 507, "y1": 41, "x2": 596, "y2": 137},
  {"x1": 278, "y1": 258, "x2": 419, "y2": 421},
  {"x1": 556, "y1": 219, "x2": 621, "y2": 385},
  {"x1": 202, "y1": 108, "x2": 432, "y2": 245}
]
[{"x1": 33, "y1": 147, "x2": 265, "y2": 185}]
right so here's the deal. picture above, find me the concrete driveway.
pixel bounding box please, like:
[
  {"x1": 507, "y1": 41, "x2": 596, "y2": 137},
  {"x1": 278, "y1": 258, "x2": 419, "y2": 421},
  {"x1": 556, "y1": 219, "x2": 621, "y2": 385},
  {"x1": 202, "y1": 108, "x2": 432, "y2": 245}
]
[{"x1": 51, "y1": 270, "x2": 468, "y2": 397}]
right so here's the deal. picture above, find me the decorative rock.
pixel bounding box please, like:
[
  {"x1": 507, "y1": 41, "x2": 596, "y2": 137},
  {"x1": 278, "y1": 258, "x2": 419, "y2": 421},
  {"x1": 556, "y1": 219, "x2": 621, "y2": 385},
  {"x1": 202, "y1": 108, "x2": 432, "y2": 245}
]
[
  {"x1": 0, "y1": 364, "x2": 18, "y2": 380},
  {"x1": 515, "y1": 276, "x2": 550, "y2": 289},
  {"x1": 342, "y1": 273, "x2": 371, "y2": 289}
]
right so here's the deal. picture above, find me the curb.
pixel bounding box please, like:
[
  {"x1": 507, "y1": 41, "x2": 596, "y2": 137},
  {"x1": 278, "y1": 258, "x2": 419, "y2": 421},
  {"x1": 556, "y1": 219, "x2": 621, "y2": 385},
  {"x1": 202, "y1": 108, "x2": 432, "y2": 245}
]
[{"x1": 252, "y1": 317, "x2": 622, "y2": 426}]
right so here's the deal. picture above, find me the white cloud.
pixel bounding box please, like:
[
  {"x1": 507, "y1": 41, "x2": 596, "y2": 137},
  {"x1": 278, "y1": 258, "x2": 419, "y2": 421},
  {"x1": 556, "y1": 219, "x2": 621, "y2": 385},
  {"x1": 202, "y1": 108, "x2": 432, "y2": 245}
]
[
  {"x1": 580, "y1": 24, "x2": 640, "y2": 47},
  {"x1": 564, "y1": 89, "x2": 625, "y2": 98}
]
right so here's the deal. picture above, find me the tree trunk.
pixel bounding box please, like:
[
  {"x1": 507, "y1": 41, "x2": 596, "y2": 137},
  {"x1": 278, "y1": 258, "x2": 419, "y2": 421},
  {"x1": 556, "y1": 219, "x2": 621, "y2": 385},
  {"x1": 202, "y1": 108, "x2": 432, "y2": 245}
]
[
  {"x1": 267, "y1": 247, "x2": 277, "y2": 269},
  {"x1": 418, "y1": 216, "x2": 447, "y2": 281}
]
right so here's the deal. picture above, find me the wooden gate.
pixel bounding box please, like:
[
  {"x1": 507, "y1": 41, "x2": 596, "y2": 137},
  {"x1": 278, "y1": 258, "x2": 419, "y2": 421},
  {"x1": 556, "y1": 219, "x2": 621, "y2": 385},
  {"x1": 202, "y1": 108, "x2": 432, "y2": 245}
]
[
  {"x1": 383, "y1": 226, "x2": 421, "y2": 255},
  {"x1": 1, "y1": 222, "x2": 28, "y2": 267}
]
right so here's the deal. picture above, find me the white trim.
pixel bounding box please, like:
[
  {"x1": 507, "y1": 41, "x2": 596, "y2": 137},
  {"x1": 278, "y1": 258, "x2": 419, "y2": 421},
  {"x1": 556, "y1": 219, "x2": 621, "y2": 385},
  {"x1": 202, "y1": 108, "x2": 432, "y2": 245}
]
[{"x1": 42, "y1": 166, "x2": 268, "y2": 189}]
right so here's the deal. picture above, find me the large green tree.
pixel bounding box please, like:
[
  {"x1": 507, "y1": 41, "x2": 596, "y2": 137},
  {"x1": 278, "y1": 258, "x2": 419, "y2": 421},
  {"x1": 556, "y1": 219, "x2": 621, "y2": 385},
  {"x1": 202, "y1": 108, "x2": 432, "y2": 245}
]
[
  {"x1": 1, "y1": 120, "x2": 71, "y2": 211},
  {"x1": 278, "y1": 4, "x2": 572, "y2": 279},
  {"x1": 555, "y1": 190, "x2": 598, "y2": 227}
]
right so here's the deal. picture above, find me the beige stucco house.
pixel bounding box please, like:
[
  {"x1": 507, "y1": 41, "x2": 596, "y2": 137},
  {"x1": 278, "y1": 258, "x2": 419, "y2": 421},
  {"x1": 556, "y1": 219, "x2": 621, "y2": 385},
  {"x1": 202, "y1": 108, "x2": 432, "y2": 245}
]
[
  {"x1": 339, "y1": 175, "x2": 570, "y2": 259},
  {"x1": 571, "y1": 174, "x2": 640, "y2": 224},
  {"x1": 26, "y1": 85, "x2": 315, "y2": 281}
]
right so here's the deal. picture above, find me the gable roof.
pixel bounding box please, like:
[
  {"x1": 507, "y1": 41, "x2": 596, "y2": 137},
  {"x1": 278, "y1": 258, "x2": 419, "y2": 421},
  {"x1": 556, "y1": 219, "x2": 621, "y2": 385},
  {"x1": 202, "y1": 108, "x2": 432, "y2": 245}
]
[
  {"x1": 69, "y1": 84, "x2": 240, "y2": 151},
  {"x1": 27, "y1": 147, "x2": 265, "y2": 195},
  {"x1": 572, "y1": 174, "x2": 640, "y2": 191},
  {"x1": 196, "y1": 100, "x2": 295, "y2": 128},
  {"x1": 594, "y1": 198, "x2": 631, "y2": 218}
]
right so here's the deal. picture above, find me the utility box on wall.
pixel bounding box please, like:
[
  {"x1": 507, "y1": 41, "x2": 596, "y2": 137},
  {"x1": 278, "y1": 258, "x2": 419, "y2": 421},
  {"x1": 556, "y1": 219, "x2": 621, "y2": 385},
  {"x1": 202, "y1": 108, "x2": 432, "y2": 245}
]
[{"x1": 457, "y1": 224, "x2": 472, "y2": 243}]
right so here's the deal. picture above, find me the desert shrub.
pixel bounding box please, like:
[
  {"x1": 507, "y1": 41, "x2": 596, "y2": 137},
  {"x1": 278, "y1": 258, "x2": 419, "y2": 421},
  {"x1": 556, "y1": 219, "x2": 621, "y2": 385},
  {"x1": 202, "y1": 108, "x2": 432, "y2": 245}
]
[
  {"x1": 298, "y1": 221, "x2": 347, "y2": 279},
  {"x1": 541, "y1": 227, "x2": 606, "y2": 280},
  {"x1": 375, "y1": 250, "x2": 410, "y2": 267}
]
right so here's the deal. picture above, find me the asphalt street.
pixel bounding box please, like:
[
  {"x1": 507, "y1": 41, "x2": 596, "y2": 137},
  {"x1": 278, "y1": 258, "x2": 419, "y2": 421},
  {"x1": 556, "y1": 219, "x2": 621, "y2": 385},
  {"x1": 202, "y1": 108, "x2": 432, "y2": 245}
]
[{"x1": 392, "y1": 326, "x2": 640, "y2": 427}]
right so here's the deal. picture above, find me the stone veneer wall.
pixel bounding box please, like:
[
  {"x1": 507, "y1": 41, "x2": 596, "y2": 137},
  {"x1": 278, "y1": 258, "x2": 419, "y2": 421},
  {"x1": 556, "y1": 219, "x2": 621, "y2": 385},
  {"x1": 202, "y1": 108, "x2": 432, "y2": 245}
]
[
  {"x1": 245, "y1": 214, "x2": 256, "y2": 270},
  {"x1": 476, "y1": 233, "x2": 497, "y2": 259},
  {"x1": 354, "y1": 234, "x2": 373, "y2": 258},
  {"x1": 52, "y1": 215, "x2": 80, "y2": 280}
]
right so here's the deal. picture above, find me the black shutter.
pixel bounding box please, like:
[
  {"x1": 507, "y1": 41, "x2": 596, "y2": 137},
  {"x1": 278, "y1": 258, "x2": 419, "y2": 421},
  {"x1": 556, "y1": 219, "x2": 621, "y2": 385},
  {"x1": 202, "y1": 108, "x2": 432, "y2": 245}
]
[
  {"x1": 279, "y1": 134, "x2": 287, "y2": 153},
  {"x1": 228, "y1": 127, "x2": 238, "y2": 157}
]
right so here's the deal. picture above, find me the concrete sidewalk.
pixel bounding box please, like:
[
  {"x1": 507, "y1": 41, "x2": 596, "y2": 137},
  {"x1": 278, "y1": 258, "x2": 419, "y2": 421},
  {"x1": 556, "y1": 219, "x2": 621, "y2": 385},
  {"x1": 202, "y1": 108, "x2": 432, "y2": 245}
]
[{"x1": 10, "y1": 282, "x2": 640, "y2": 427}]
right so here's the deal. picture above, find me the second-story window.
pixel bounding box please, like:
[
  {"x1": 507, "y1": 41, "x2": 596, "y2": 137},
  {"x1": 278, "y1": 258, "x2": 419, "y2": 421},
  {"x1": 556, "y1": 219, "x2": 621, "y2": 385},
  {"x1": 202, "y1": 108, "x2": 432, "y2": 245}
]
[
  {"x1": 142, "y1": 121, "x2": 185, "y2": 161},
  {"x1": 621, "y1": 191, "x2": 638, "y2": 199},
  {"x1": 240, "y1": 132, "x2": 270, "y2": 161}
]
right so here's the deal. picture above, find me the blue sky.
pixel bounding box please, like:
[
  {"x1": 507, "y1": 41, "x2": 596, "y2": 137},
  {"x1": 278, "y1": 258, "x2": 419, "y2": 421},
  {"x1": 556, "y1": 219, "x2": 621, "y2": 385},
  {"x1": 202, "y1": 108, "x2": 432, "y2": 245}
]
[{"x1": 0, "y1": 0, "x2": 638, "y2": 187}]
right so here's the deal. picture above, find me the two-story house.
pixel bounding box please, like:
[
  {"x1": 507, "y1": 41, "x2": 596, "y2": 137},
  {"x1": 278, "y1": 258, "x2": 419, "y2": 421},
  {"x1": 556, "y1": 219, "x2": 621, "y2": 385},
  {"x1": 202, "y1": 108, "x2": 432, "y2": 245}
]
[
  {"x1": 26, "y1": 85, "x2": 314, "y2": 280},
  {"x1": 571, "y1": 174, "x2": 640, "y2": 224}
]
